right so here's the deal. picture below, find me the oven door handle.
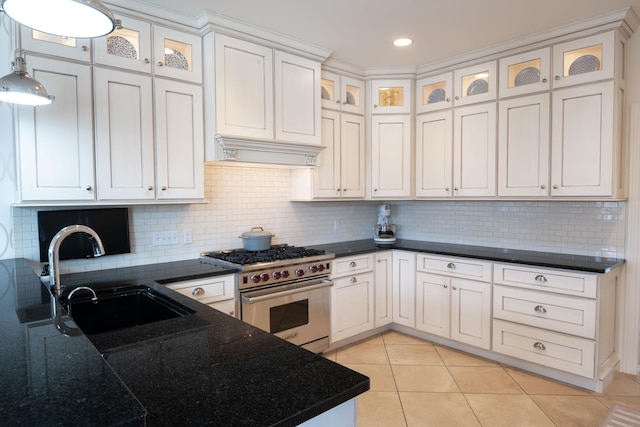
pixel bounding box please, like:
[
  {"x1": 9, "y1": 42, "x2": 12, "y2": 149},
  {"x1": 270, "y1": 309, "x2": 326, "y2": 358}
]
[{"x1": 241, "y1": 279, "x2": 333, "y2": 304}]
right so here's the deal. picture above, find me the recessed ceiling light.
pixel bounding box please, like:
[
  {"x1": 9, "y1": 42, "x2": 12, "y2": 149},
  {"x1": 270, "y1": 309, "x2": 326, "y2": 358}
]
[{"x1": 393, "y1": 38, "x2": 413, "y2": 47}]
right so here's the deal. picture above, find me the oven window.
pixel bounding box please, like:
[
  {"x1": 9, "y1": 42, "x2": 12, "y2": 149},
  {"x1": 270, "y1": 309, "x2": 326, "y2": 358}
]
[{"x1": 270, "y1": 299, "x2": 309, "y2": 333}]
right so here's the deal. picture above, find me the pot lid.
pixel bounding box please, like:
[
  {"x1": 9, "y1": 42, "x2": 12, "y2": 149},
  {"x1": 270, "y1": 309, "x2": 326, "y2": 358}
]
[{"x1": 240, "y1": 227, "x2": 274, "y2": 238}]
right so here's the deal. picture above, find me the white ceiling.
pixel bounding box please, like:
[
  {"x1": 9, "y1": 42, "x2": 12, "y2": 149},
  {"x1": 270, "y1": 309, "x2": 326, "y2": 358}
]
[{"x1": 139, "y1": 0, "x2": 640, "y2": 69}]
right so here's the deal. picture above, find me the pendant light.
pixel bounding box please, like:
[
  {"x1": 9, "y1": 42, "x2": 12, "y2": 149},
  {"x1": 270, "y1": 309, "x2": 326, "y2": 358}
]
[
  {"x1": 0, "y1": 49, "x2": 54, "y2": 106},
  {"x1": 0, "y1": 0, "x2": 118, "y2": 38}
]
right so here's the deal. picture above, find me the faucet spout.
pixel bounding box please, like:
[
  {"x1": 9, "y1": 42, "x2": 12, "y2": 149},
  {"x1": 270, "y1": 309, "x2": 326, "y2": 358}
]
[{"x1": 48, "y1": 225, "x2": 106, "y2": 298}]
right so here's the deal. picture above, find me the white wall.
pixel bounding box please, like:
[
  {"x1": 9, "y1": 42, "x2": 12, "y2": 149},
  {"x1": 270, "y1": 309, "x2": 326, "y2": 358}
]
[{"x1": 11, "y1": 164, "x2": 627, "y2": 274}]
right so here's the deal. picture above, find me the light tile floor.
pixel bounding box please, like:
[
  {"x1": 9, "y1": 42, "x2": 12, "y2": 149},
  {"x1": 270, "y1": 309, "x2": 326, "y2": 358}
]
[{"x1": 322, "y1": 331, "x2": 640, "y2": 427}]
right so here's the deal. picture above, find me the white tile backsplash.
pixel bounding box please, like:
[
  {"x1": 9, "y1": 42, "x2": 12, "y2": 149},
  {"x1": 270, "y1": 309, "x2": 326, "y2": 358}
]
[{"x1": 10, "y1": 164, "x2": 626, "y2": 273}]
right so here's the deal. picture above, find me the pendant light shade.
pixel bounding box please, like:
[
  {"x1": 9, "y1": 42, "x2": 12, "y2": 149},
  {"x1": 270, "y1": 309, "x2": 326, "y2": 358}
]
[
  {"x1": 0, "y1": 50, "x2": 54, "y2": 106},
  {"x1": 1, "y1": 0, "x2": 118, "y2": 38}
]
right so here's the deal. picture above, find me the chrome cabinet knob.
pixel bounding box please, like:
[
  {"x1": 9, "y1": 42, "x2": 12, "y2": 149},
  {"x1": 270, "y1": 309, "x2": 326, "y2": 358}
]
[
  {"x1": 81, "y1": 45, "x2": 88, "y2": 51},
  {"x1": 533, "y1": 342, "x2": 546, "y2": 351},
  {"x1": 452, "y1": 286, "x2": 457, "y2": 290},
  {"x1": 445, "y1": 187, "x2": 450, "y2": 192},
  {"x1": 192, "y1": 287, "x2": 205, "y2": 297},
  {"x1": 85, "y1": 185, "x2": 92, "y2": 191},
  {"x1": 148, "y1": 186, "x2": 153, "y2": 191},
  {"x1": 454, "y1": 187, "x2": 459, "y2": 191},
  {"x1": 540, "y1": 185, "x2": 546, "y2": 190},
  {"x1": 534, "y1": 305, "x2": 547, "y2": 314},
  {"x1": 454, "y1": 96, "x2": 460, "y2": 100},
  {"x1": 542, "y1": 78, "x2": 548, "y2": 83},
  {"x1": 144, "y1": 58, "x2": 150, "y2": 64},
  {"x1": 534, "y1": 274, "x2": 548, "y2": 283},
  {"x1": 373, "y1": 104, "x2": 378, "y2": 108},
  {"x1": 443, "y1": 284, "x2": 448, "y2": 289},
  {"x1": 349, "y1": 261, "x2": 357, "y2": 268},
  {"x1": 157, "y1": 61, "x2": 164, "y2": 67},
  {"x1": 552, "y1": 185, "x2": 559, "y2": 190},
  {"x1": 229, "y1": 310, "x2": 235, "y2": 316},
  {"x1": 350, "y1": 277, "x2": 357, "y2": 283},
  {"x1": 161, "y1": 186, "x2": 167, "y2": 191},
  {"x1": 445, "y1": 97, "x2": 451, "y2": 102},
  {"x1": 555, "y1": 76, "x2": 560, "y2": 80},
  {"x1": 447, "y1": 262, "x2": 456, "y2": 269}
]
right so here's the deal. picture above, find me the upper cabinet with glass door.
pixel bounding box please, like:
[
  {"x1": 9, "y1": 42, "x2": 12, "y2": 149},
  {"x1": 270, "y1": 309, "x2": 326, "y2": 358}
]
[
  {"x1": 499, "y1": 47, "x2": 551, "y2": 98},
  {"x1": 371, "y1": 79, "x2": 412, "y2": 114},
  {"x1": 552, "y1": 31, "x2": 616, "y2": 89},
  {"x1": 416, "y1": 72, "x2": 453, "y2": 113},
  {"x1": 93, "y1": 15, "x2": 152, "y2": 73},
  {"x1": 321, "y1": 71, "x2": 365, "y2": 115},
  {"x1": 453, "y1": 61, "x2": 496, "y2": 106},
  {"x1": 20, "y1": 26, "x2": 91, "y2": 62},
  {"x1": 94, "y1": 15, "x2": 202, "y2": 83}
]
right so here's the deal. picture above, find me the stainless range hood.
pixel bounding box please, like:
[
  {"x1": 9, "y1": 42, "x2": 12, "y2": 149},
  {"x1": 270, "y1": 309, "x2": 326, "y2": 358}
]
[{"x1": 212, "y1": 134, "x2": 325, "y2": 166}]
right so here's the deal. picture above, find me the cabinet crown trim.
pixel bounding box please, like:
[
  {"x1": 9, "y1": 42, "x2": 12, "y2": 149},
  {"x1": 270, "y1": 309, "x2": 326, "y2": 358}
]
[{"x1": 214, "y1": 134, "x2": 325, "y2": 166}]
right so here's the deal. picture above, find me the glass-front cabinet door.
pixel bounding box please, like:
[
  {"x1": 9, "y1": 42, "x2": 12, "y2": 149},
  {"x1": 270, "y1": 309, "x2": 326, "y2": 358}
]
[
  {"x1": 371, "y1": 79, "x2": 412, "y2": 114},
  {"x1": 453, "y1": 61, "x2": 496, "y2": 106},
  {"x1": 321, "y1": 71, "x2": 364, "y2": 115},
  {"x1": 153, "y1": 26, "x2": 202, "y2": 83},
  {"x1": 416, "y1": 72, "x2": 453, "y2": 113},
  {"x1": 499, "y1": 47, "x2": 550, "y2": 98},
  {"x1": 552, "y1": 31, "x2": 615, "y2": 89},
  {"x1": 20, "y1": 27, "x2": 91, "y2": 61},
  {"x1": 93, "y1": 15, "x2": 151, "y2": 73}
]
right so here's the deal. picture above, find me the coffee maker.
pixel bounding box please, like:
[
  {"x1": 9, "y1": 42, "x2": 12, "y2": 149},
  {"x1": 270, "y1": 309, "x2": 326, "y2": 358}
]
[{"x1": 374, "y1": 204, "x2": 397, "y2": 245}]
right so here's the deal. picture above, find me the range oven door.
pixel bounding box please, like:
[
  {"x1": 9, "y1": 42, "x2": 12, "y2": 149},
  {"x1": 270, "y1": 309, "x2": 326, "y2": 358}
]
[{"x1": 241, "y1": 279, "x2": 331, "y2": 353}]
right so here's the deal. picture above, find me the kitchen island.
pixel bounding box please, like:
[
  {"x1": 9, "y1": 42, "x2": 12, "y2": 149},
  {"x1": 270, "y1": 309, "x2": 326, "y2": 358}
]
[{"x1": 0, "y1": 258, "x2": 369, "y2": 426}]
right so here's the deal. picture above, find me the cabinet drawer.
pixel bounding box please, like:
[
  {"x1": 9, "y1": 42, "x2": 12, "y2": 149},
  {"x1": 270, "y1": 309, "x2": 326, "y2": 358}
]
[
  {"x1": 493, "y1": 319, "x2": 595, "y2": 378},
  {"x1": 332, "y1": 254, "x2": 374, "y2": 277},
  {"x1": 417, "y1": 254, "x2": 492, "y2": 282},
  {"x1": 494, "y1": 263, "x2": 597, "y2": 298},
  {"x1": 166, "y1": 275, "x2": 235, "y2": 304},
  {"x1": 493, "y1": 285, "x2": 596, "y2": 338}
]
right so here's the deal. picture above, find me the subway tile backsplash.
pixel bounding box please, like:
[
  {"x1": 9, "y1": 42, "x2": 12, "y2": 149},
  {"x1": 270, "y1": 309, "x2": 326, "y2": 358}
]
[{"x1": 12, "y1": 164, "x2": 626, "y2": 274}]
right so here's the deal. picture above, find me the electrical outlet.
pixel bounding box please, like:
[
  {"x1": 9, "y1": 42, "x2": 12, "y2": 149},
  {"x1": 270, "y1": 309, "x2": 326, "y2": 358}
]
[
  {"x1": 152, "y1": 230, "x2": 179, "y2": 246},
  {"x1": 333, "y1": 220, "x2": 340, "y2": 231},
  {"x1": 183, "y1": 229, "x2": 192, "y2": 245},
  {"x1": 458, "y1": 221, "x2": 466, "y2": 232}
]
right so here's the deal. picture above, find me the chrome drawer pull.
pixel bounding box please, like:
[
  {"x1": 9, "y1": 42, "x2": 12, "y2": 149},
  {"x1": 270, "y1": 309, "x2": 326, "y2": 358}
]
[
  {"x1": 350, "y1": 277, "x2": 357, "y2": 284},
  {"x1": 447, "y1": 263, "x2": 456, "y2": 269},
  {"x1": 349, "y1": 261, "x2": 357, "y2": 268},
  {"x1": 534, "y1": 274, "x2": 547, "y2": 283},
  {"x1": 534, "y1": 305, "x2": 547, "y2": 314},
  {"x1": 533, "y1": 342, "x2": 546, "y2": 351},
  {"x1": 192, "y1": 287, "x2": 205, "y2": 297}
]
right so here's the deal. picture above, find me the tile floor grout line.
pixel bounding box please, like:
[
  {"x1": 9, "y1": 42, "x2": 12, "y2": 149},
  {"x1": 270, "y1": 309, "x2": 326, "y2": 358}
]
[{"x1": 382, "y1": 331, "x2": 409, "y2": 427}]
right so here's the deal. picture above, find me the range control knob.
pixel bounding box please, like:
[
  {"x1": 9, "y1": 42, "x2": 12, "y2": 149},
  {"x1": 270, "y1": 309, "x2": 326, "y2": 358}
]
[
  {"x1": 281, "y1": 270, "x2": 290, "y2": 278},
  {"x1": 295, "y1": 268, "x2": 305, "y2": 277},
  {"x1": 260, "y1": 273, "x2": 270, "y2": 282},
  {"x1": 251, "y1": 274, "x2": 261, "y2": 284},
  {"x1": 309, "y1": 265, "x2": 318, "y2": 273},
  {"x1": 272, "y1": 271, "x2": 281, "y2": 279},
  {"x1": 317, "y1": 264, "x2": 325, "y2": 272}
]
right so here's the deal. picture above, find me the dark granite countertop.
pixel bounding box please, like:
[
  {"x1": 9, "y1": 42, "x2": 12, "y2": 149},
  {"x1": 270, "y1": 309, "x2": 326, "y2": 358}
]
[
  {"x1": 310, "y1": 239, "x2": 624, "y2": 273},
  {"x1": 0, "y1": 258, "x2": 369, "y2": 426}
]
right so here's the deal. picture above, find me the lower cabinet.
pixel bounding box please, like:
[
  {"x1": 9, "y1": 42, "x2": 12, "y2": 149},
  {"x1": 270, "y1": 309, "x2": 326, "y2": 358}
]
[
  {"x1": 331, "y1": 271, "x2": 375, "y2": 342},
  {"x1": 392, "y1": 251, "x2": 416, "y2": 327},
  {"x1": 164, "y1": 275, "x2": 236, "y2": 317},
  {"x1": 415, "y1": 254, "x2": 492, "y2": 350},
  {"x1": 374, "y1": 251, "x2": 393, "y2": 328}
]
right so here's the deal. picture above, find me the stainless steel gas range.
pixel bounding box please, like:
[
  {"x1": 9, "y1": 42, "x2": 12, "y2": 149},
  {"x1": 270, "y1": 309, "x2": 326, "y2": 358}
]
[{"x1": 201, "y1": 245, "x2": 335, "y2": 353}]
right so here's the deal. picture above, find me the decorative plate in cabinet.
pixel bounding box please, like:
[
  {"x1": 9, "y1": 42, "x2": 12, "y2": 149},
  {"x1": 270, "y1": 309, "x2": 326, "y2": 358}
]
[{"x1": 499, "y1": 47, "x2": 550, "y2": 98}]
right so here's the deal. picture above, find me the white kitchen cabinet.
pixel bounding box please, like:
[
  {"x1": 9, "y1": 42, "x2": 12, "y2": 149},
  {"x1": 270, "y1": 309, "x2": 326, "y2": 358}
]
[
  {"x1": 154, "y1": 78, "x2": 205, "y2": 200},
  {"x1": 321, "y1": 71, "x2": 365, "y2": 115},
  {"x1": 93, "y1": 14, "x2": 153, "y2": 73},
  {"x1": 215, "y1": 34, "x2": 273, "y2": 140},
  {"x1": 330, "y1": 254, "x2": 375, "y2": 343},
  {"x1": 550, "y1": 81, "x2": 618, "y2": 197},
  {"x1": 453, "y1": 61, "x2": 497, "y2": 106},
  {"x1": 274, "y1": 50, "x2": 321, "y2": 144},
  {"x1": 415, "y1": 111, "x2": 453, "y2": 197},
  {"x1": 16, "y1": 56, "x2": 95, "y2": 201},
  {"x1": 498, "y1": 48, "x2": 551, "y2": 98},
  {"x1": 153, "y1": 25, "x2": 202, "y2": 83},
  {"x1": 374, "y1": 251, "x2": 393, "y2": 328},
  {"x1": 416, "y1": 254, "x2": 492, "y2": 349},
  {"x1": 94, "y1": 67, "x2": 155, "y2": 200},
  {"x1": 492, "y1": 262, "x2": 619, "y2": 380},
  {"x1": 371, "y1": 79, "x2": 412, "y2": 114},
  {"x1": 214, "y1": 34, "x2": 320, "y2": 144},
  {"x1": 552, "y1": 31, "x2": 616, "y2": 89},
  {"x1": 392, "y1": 251, "x2": 416, "y2": 328},
  {"x1": 165, "y1": 275, "x2": 237, "y2": 317},
  {"x1": 20, "y1": 26, "x2": 91, "y2": 62},
  {"x1": 416, "y1": 72, "x2": 453, "y2": 113},
  {"x1": 498, "y1": 94, "x2": 550, "y2": 197},
  {"x1": 291, "y1": 110, "x2": 364, "y2": 199},
  {"x1": 371, "y1": 115, "x2": 412, "y2": 198},
  {"x1": 453, "y1": 103, "x2": 496, "y2": 197}
]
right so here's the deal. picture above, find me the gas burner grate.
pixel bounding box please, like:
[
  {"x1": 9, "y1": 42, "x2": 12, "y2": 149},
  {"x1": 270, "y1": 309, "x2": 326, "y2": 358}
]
[{"x1": 204, "y1": 245, "x2": 326, "y2": 265}]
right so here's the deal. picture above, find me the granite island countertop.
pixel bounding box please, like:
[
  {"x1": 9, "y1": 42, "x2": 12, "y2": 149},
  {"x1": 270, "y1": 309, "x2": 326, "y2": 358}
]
[{"x1": 0, "y1": 258, "x2": 369, "y2": 426}]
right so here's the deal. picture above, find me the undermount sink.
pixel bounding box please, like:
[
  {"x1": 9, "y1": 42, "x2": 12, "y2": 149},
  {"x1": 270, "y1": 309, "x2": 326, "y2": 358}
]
[{"x1": 62, "y1": 285, "x2": 195, "y2": 335}]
